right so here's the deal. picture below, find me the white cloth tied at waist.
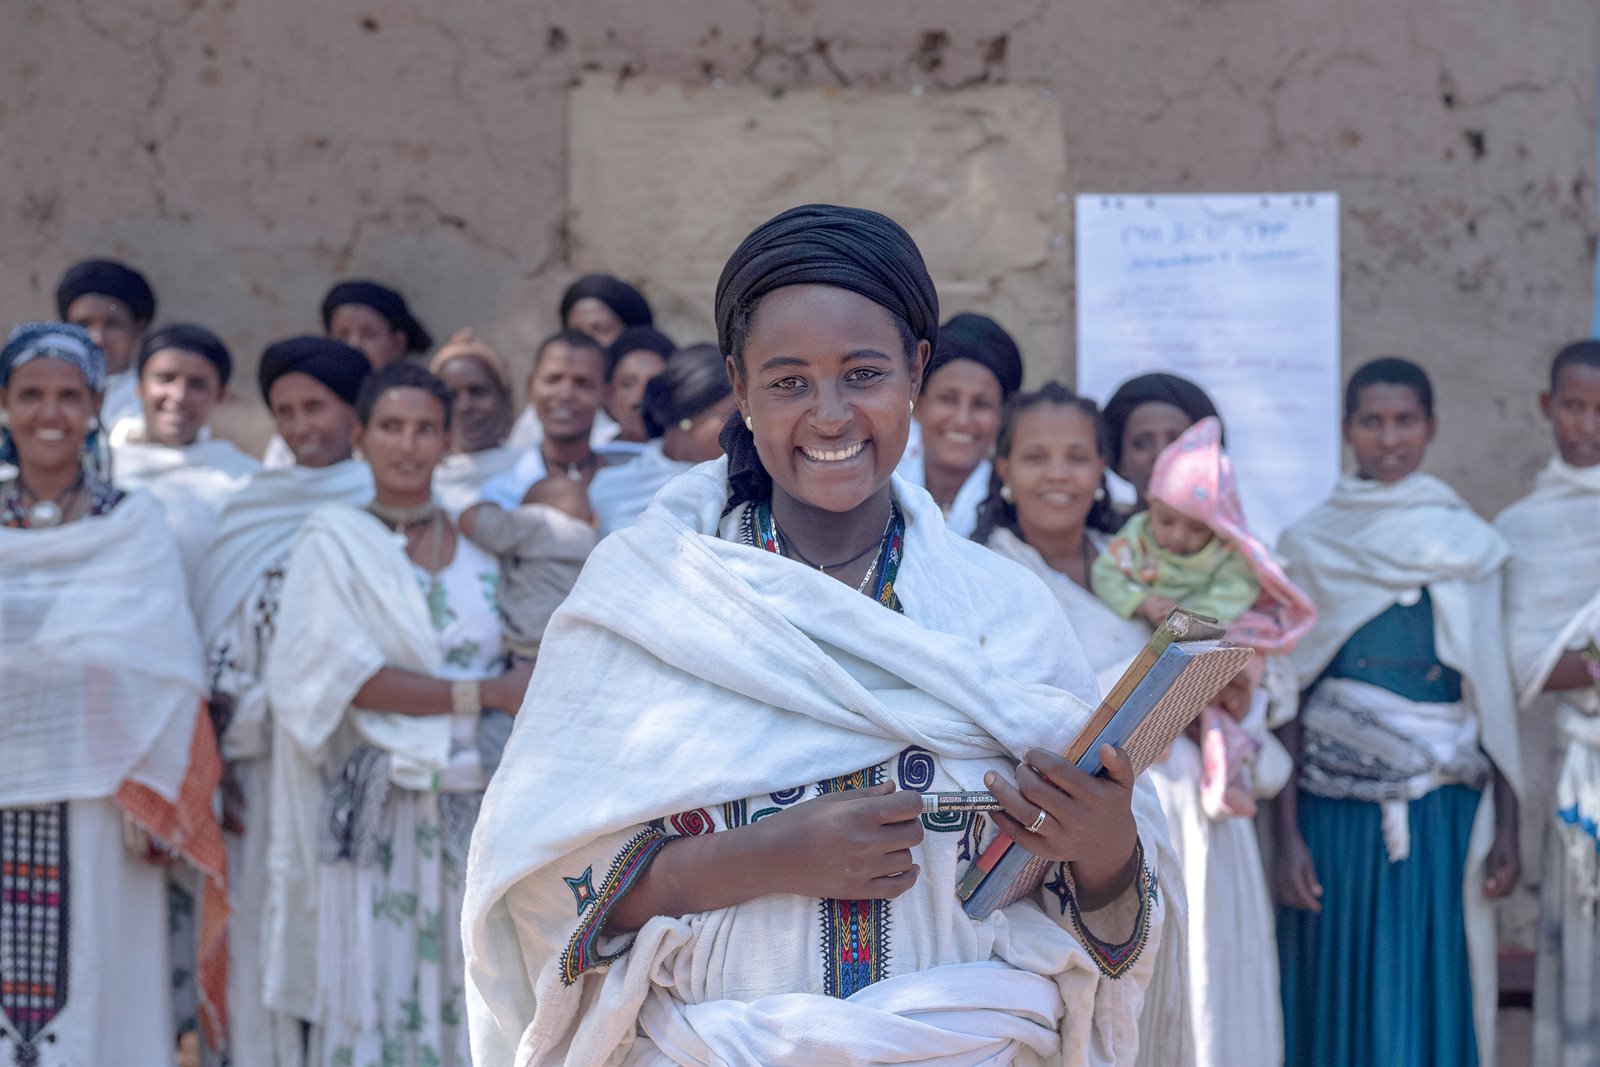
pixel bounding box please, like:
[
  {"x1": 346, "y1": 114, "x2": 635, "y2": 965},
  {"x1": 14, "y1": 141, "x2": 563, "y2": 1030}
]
[{"x1": 1299, "y1": 676, "x2": 1486, "y2": 862}]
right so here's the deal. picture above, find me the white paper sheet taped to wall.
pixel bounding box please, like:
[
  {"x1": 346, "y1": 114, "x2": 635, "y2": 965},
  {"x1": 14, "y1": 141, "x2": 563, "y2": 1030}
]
[{"x1": 1075, "y1": 193, "x2": 1341, "y2": 545}]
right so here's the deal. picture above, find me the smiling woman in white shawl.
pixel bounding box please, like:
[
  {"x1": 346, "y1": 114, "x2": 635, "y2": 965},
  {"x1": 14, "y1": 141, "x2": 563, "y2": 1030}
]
[
  {"x1": 1274, "y1": 357, "x2": 1523, "y2": 1067},
  {"x1": 195, "y1": 335, "x2": 374, "y2": 1067},
  {"x1": 0, "y1": 322, "x2": 226, "y2": 1067},
  {"x1": 1496, "y1": 341, "x2": 1600, "y2": 1067},
  {"x1": 110, "y1": 324, "x2": 259, "y2": 585},
  {"x1": 464, "y1": 206, "x2": 1170, "y2": 1067},
  {"x1": 427, "y1": 329, "x2": 522, "y2": 514},
  {"x1": 266, "y1": 362, "x2": 532, "y2": 1067}
]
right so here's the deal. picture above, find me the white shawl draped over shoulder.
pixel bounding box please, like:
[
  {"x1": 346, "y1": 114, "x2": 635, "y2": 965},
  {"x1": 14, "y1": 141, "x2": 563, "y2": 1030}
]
[
  {"x1": 111, "y1": 432, "x2": 260, "y2": 588},
  {"x1": 261, "y1": 502, "x2": 451, "y2": 1019},
  {"x1": 0, "y1": 490, "x2": 203, "y2": 807},
  {"x1": 1277, "y1": 471, "x2": 1522, "y2": 1061},
  {"x1": 194, "y1": 459, "x2": 373, "y2": 645},
  {"x1": 464, "y1": 460, "x2": 1171, "y2": 1067}
]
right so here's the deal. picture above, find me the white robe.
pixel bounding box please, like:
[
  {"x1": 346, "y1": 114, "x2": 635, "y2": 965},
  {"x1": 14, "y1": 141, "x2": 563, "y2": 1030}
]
[
  {"x1": 587, "y1": 440, "x2": 693, "y2": 538},
  {"x1": 464, "y1": 461, "x2": 1172, "y2": 1067},
  {"x1": 98, "y1": 370, "x2": 141, "y2": 433},
  {"x1": 110, "y1": 426, "x2": 260, "y2": 589},
  {"x1": 508, "y1": 405, "x2": 623, "y2": 451},
  {"x1": 432, "y1": 444, "x2": 523, "y2": 515},
  {"x1": 0, "y1": 491, "x2": 207, "y2": 1067},
  {"x1": 895, "y1": 420, "x2": 992, "y2": 539},
  {"x1": 1278, "y1": 471, "x2": 1523, "y2": 1065}
]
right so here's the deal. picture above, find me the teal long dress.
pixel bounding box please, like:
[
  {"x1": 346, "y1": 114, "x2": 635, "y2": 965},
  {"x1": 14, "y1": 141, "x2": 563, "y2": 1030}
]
[{"x1": 1278, "y1": 590, "x2": 1482, "y2": 1067}]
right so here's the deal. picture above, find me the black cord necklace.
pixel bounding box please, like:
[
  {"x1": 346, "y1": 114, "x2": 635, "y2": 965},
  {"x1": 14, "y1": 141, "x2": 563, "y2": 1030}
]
[{"x1": 773, "y1": 507, "x2": 893, "y2": 574}]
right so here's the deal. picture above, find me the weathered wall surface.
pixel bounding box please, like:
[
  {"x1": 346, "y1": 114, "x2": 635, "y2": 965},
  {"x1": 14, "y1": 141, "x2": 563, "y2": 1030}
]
[{"x1": 2, "y1": 0, "x2": 1594, "y2": 518}]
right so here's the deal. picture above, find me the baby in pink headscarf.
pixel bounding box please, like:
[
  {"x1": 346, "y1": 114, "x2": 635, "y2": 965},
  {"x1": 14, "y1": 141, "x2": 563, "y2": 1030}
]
[{"x1": 1092, "y1": 416, "x2": 1317, "y2": 818}]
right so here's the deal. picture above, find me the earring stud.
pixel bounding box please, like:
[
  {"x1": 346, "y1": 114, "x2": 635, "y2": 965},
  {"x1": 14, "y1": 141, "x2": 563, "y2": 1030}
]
[
  {"x1": 1000, "y1": 485, "x2": 1014, "y2": 503},
  {"x1": 744, "y1": 416, "x2": 754, "y2": 432}
]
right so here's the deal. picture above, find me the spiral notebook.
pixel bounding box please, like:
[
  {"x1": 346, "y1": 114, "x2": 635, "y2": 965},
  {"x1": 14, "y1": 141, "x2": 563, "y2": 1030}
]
[{"x1": 956, "y1": 609, "x2": 1254, "y2": 917}]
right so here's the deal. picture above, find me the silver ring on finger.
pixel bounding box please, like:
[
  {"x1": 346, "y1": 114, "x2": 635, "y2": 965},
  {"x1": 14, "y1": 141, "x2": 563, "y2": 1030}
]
[{"x1": 1026, "y1": 807, "x2": 1049, "y2": 834}]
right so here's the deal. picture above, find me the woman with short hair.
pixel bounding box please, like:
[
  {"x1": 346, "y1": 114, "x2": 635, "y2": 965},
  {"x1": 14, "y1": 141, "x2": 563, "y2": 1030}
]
[
  {"x1": 465, "y1": 205, "x2": 1168, "y2": 1066},
  {"x1": 266, "y1": 361, "x2": 531, "y2": 1067}
]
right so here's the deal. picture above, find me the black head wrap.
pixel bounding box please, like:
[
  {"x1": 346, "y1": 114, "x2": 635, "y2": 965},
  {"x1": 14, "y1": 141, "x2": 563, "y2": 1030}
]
[
  {"x1": 641, "y1": 343, "x2": 732, "y2": 439},
  {"x1": 924, "y1": 312, "x2": 1023, "y2": 399},
  {"x1": 258, "y1": 336, "x2": 371, "y2": 407},
  {"x1": 605, "y1": 325, "x2": 676, "y2": 383},
  {"x1": 560, "y1": 274, "x2": 654, "y2": 330},
  {"x1": 137, "y1": 323, "x2": 233, "y2": 387},
  {"x1": 320, "y1": 279, "x2": 432, "y2": 353},
  {"x1": 55, "y1": 258, "x2": 157, "y2": 323},
  {"x1": 1101, "y1": 372, "x2": 1222, "y2": 473},
  {"x1": 713, "y1": 204, "x2": 939, "y2": 512}
]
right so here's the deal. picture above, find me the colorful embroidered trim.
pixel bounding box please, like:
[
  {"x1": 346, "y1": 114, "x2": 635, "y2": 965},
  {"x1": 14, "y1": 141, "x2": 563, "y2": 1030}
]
[
  {"x1": 1054, "y1": 840, "x2": 1156, "y2": 980},
  {"x1": 559, "y1": 828, "x2": 669, "y2": 986},
  {"x1": 0, "y1": 804, "x2": 70, "y2": 1056},
  {"x1": 746, "y1": 500, "x2": 906, "y2": 613},
  {"x1": 818, "y1": 766, "x2": 891, "y2": 998}
]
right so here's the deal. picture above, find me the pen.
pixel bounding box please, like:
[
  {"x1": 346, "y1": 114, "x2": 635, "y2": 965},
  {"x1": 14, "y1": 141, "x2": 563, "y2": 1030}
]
[{"x1": 920, "y1": 791, "x2": 1003, "y2": 815}]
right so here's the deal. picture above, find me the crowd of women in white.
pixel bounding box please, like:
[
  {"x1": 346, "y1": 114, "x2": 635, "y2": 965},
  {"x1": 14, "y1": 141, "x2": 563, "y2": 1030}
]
[{"x1": 1, "y1": 217, "x2": 1597, "y2": 1067}]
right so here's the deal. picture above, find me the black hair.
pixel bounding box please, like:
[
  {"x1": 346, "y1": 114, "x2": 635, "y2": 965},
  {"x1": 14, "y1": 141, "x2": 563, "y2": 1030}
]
[
  {"x1": 532, "y1": 328, "x2": 606, "y2": 375},
  {"x1": 355, "y1": 360, "x2": 452, "y2": 430},
  {"x1": 1551, "y1": 339, "x2": 1600, "y2": 391},
  {"x1": 970, "y1": 381, "x2": 1120, "y2": 545},
  {"x1": 1343, "y1": 356, "x2": 1434, "y2": 420},
  {"x1": 136, "y1": 322, "x2": 233, "y2": 388},
  {"x1": 605, "y1": 325, "x2": 676, "y2": 384},
  {"x1": 641, "y1": 343, "x2": 732, "y2": 438}
]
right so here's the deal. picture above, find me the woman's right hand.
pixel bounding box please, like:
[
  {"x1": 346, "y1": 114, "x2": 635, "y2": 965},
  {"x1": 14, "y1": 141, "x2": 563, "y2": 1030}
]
[
  {"x1": 1275, "y1": 827, "x2": 1323, "y2": 911},
  {"x1": 755, "y1": 781, "x2": 925, "y2": 900},
  {"x1": 485, "y1": 660, "x2": 534, "y2": 714}
]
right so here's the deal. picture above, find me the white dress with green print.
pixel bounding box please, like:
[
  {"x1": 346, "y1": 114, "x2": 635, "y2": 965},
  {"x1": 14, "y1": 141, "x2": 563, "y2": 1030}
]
[{"x1": 319, "y1": 535, "x2": 503, "y2": 1067}]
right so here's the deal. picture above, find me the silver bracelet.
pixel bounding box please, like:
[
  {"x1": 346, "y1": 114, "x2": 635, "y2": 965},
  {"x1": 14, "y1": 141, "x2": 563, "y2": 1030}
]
[{"x1": 451, "y1": 678, "x2": 482, "y2": 716}]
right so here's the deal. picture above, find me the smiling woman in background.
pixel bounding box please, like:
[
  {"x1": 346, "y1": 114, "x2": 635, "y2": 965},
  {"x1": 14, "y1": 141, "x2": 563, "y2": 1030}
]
[
  {"x1": 427, "y1": 328, "x2": 519, "y2": 513},
  {"x1": 109, "y1": 323, "x2": 260, "y2": 582},
  {"x1": 1100, "y1": 372, "x2": 1221, "y2": 514},
  {"x1": 603, "y1": 324, "x2": 677, "y2": 444},
  {"x1": 54, "y1": 258, "x2": 158, "y2": 433},
  {"x1": 0, "y1": 322, "x2": 226, "y2": 1067},
  {"x1": 1275, "y1": 356, "x2": 1522, "y2": 1067},
  {"x1": 896, "y1": 312, "x2": 1023, "y2": 538}
]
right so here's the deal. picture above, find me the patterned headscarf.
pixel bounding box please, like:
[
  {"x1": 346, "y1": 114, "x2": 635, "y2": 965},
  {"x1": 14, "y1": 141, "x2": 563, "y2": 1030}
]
[
  {"x1": 0, "y1": 321, "x2": 109, "y2": 469},
  {"x1": 1148, "y1": 416, "x2": 1316, "y2": 653}
]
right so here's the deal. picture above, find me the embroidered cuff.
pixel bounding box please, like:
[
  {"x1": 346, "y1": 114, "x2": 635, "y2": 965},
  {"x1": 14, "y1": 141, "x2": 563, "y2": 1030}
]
[
  {"x1": 1047, "y1": 839, "x2": 1157, "y2": 980},
  {"x1": 559, "y1": 827, "x2": 669, "y2": 985}
]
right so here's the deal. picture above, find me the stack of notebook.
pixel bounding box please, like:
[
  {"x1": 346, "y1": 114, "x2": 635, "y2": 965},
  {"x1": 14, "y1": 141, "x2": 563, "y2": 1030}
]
[{"x1": 956, "y1": 608, "x2": 1254, "y2": 918}]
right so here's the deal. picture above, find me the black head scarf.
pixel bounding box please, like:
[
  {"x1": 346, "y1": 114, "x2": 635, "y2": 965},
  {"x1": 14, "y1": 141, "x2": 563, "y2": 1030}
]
[
  {"x1": 137, "y1": 323, "x2": 233, "y2": 387},
  {"x1": 258, "y1": 336, "x2": 370, "y2": 407},
  {"x1": 1101, "y1": 372, "x2": 1222, "y2": 472},
  {"x1": 604, "y1": 325, "x2": 676, "y2": 383},
  {"x1": 924, "y1": 312, "x2": 1023, "y2": 399},
  {"x1": 641, "y1": 343, "x2": 732, "y2": 438},
  {"x1": 55, "y1": 258, "x2": 157, "y2": 323},
  {"x1": 320, "y1": 280, "x2": 432, "y2": 353},
  {"x1": 560, "y1": 274, "x2": 654, "y2": 330},
  {"x1": 713, "y1": 203, "x2": 939, "y2": 511}
]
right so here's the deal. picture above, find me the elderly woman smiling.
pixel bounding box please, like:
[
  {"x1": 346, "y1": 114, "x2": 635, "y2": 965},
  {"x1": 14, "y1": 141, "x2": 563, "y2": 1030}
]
[
  {"x1": 464, "y1": 206, "x2": 1169, "y2": 1067},
  {"x1": 0, "y1": 322, "x2": 226, "y2": 1066}
]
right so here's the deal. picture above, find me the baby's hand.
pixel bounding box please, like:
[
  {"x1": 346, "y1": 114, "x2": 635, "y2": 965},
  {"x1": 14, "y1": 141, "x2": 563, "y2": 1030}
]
[{"x1": 1135, "y1": 595, "x2": 1179, "y2": 626}]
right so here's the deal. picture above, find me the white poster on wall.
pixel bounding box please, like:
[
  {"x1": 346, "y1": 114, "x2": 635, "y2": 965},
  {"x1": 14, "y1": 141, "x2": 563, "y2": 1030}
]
[{"x1": 1076, "y1": 193, "x2": 1340, "y2": 545}]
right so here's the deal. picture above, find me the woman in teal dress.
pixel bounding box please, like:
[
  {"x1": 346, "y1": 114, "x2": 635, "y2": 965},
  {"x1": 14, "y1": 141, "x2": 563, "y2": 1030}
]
[{"x1": 1273, "y1": 357, "x2": 1522, "y2": 1067}]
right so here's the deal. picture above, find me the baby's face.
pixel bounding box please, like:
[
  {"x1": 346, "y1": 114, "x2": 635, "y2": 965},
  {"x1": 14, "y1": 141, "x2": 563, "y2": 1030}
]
[{"x1": 1147, "y1": 498, "x2": 1215, "y2": 557}]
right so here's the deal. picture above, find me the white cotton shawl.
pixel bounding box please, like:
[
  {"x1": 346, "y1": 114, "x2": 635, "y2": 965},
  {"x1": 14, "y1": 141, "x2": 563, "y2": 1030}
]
[
  {"x1": 261, "y1": 502, "x2": 450, "y2": 1019},
  {"x1": 983, "y1": 528, "x2": 1196, "y2": 1067},
  {"x1": 0, "y1": 491, "x2": 203, "y2": 807},
  {"x1": 464, "y1": 459, "x2": 1170, "y2": 1067},
  {"x1": 434, "y1": 445, "x2": 523, "y2": 514},
  {"x1": 588, "y1": 440, "x2": 693, "y2": 538},
  {"x1": 193, "y1": 459, "x2": 373, "y2": 644},
  {"x1": 1277, "y1": 471, "x2": 1520, "y2": 1065},
  {"x1": 111, "y1": 434, "x2": 261, "y2": 588}
]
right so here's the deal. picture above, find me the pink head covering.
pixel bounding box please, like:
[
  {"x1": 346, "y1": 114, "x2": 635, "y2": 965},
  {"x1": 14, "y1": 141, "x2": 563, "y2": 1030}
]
[{"x1": 1147, "y1": 416, "x2": 1317, "y2": 654}]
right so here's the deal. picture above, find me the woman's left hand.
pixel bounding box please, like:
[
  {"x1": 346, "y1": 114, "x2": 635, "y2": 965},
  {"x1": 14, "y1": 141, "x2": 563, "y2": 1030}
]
[{"x1": 985, "y1": 745, "x2": 1139, "y2": 906}]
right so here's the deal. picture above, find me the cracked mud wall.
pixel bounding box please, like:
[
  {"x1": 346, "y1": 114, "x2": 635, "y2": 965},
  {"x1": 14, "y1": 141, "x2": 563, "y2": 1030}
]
[{"x1": 1, "y1": 0, "x2": 1594, "y2": 957}]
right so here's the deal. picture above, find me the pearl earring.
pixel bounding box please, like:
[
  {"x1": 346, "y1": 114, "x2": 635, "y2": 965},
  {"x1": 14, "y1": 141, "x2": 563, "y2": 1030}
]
[
  {"x1": 744, "y1": 416, "x2": 754, "y2": 432},
  {"x1": 678, "y1": 417, "x2": 694, "y2": 432},
  {"x1": 909, "y1": 400, "x2": 916, "y2": 415},
  {"x1": 1000, "y1": 485, "x2": 1014, "y2": 503},
  {"x1": 1094, "y1": 486, "x2": 1106, "y2": 501}
]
